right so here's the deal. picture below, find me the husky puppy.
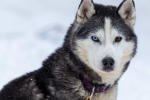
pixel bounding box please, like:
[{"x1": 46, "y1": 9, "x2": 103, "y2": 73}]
[{"x1": 0, "y1": 0, "x2": 137, "y2": 100}]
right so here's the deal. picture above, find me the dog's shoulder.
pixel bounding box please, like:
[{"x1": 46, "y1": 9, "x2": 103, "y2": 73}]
[{"x1": 0, "y1": 49, "x2": 65, "y2": 100}]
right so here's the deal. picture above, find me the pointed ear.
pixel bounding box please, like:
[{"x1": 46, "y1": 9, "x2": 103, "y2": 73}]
[
  {"x1": 76, "y1": 0, "x2": 95, "y2": 24},
  {"x1": 118, "y1": 0, "x2": 136, "y2": 28}
]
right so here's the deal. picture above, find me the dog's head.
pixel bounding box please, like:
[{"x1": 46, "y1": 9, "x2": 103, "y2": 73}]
[{"x1": 67, "y1": 0, "x2": 137, "y2": 84}]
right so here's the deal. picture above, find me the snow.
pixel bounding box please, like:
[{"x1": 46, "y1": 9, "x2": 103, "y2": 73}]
[{"x1": 0, "y1": 0, "x2": 150, "y2": 100}]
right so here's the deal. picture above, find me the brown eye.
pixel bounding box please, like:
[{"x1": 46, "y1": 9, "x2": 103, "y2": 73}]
[{"x1": 114, "y1": 36, "x2": 122, "y2": 43}]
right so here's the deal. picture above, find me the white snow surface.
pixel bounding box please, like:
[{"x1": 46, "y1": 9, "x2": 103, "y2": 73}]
[{"x1": 0, "y1": 0, "x2": 150, "y2": 100}]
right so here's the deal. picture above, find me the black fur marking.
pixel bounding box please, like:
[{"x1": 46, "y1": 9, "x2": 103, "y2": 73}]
[{"x1": 122, "y1": 61, "x2": 130, "y2": 73}]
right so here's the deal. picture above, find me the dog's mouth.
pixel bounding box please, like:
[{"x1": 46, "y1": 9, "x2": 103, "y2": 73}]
[
  {"x1": 97, "y1": 66, "x2": 115, "y2": 73},
  {"x1": 102, "y1": 67, "x2": 114, "y2": 72}
]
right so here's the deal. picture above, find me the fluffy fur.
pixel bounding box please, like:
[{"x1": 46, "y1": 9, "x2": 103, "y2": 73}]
[{"x1": 0, "y1": 0, "x2": 137, "y2": 100}]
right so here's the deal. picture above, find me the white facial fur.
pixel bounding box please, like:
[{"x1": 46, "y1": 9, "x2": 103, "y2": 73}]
[{"x1": 75, "y1": 18, "x2": 135, "y2": 85}]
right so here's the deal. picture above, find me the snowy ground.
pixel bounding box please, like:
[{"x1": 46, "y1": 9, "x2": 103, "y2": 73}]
[{"x1": 0, "y1": 0, "x2": 150, "y2": 100}]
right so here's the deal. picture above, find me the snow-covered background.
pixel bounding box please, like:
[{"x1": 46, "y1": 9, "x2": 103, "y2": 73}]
[{"x1": 0, "y1": 0, "x2": 149, "y2": 100}]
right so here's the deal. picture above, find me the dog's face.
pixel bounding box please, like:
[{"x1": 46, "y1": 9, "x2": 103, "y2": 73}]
[{"x1": 71, "y1": 0, "x2": 137, "y2": 84}]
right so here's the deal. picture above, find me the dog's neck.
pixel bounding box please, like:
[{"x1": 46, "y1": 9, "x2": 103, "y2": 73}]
[
  {"x1": 65, "y1": 49, "x2": 119, "y2": 96},
  {"x1": 79, "y1": 74, "x2": 111, "y2": 94}
]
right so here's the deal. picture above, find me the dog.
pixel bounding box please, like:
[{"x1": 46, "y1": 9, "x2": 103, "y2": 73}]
[{"x1": 0, "y1": 0, "x2": 137, "y2": 100}]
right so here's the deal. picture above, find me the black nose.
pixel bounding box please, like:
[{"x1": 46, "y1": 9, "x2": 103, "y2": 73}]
[{"x1": 102, "y1": 57, "x2": 115, "y2": 71}]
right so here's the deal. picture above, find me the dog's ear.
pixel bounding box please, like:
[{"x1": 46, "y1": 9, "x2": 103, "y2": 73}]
[
  {"x1": 76, "y1": 0, "x2": 95, "y2": 24},
  {"x1": 118, "y1": 0, "x2": 136, "y2": 28}
]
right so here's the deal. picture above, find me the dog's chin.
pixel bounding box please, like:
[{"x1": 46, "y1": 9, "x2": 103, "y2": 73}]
[{"x1": 103, "y1": 69, "x2": 114, "y2": 73}]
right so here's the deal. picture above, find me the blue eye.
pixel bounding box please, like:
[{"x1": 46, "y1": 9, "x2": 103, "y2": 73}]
[{"x1": 91, "y1": 36, "x2": 99, "y2": 42}]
